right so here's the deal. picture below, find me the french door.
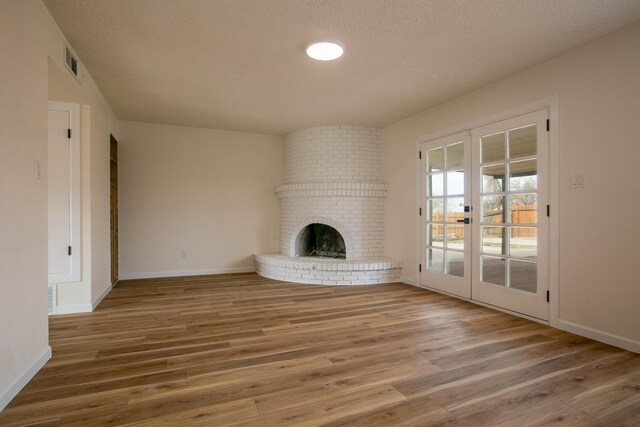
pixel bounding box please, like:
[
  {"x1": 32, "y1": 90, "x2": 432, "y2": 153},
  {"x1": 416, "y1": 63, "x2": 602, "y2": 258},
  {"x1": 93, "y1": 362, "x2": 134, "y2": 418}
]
[
  {"x1": 420, "y1": 110, "x2": 549, "y2": 320},
  {"x1": 420, "y1": 132, "x2": 472, "y2": 298}
]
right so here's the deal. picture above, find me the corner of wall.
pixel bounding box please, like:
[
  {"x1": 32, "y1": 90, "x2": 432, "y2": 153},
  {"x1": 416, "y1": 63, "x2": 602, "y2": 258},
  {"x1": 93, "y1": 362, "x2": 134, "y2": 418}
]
[{"x1": 0, "y1": 346, "x2": 51, "y2": 412}]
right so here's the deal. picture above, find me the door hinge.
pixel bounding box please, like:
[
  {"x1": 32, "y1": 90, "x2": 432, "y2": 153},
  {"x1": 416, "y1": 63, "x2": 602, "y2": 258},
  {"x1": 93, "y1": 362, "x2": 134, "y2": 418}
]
[
  {"x1": 546, "y1": 290, "x2": 550, "y2": 302},
  {"x1": 68, "y1": 246, "x2": 72, "y2": 256},
  {"x1": 546, "y1": 119, "x2": 550, "y2": 132},
  {"x1": 547, "y1": 205, "x2": 550, "y2": 217},
  {"x1": 418, "y1": 151, "x2": 422, "y2": 159},
  {"x1": 419, "y1": 264, "x2": 422, "y2": 273},
  {"x1": 67, "y1": 128, "x2": 71, "y2": 139},
  {"x1": 419, "y1": 207, "x2": 422, "y2": 216}
]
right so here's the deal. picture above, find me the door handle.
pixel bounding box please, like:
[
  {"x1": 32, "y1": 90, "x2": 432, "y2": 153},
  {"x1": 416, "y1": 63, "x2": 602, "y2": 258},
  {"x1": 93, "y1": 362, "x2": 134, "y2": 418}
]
[{"x1": 457, "y1": 218, "x2": 470, "y2": 224}]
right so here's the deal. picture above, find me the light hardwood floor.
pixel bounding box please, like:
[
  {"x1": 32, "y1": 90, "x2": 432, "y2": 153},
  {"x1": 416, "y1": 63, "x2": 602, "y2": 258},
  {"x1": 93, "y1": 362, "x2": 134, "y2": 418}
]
[{"x1": 1, "y1": 273, "x2": 639, "y2": 426}]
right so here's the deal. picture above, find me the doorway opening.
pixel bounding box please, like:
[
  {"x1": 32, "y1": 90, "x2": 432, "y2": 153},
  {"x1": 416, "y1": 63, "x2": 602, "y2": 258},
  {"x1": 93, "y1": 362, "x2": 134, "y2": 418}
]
[{"x1": 110, "y1": 135, "x2": 119, "y2": 285}]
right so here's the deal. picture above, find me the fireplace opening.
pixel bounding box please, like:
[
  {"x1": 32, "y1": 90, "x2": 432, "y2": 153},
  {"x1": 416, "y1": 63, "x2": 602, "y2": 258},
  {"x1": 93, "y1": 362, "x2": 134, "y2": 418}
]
[{"x1": 295, "y1": 223, "x2": 346, "y2": 259}]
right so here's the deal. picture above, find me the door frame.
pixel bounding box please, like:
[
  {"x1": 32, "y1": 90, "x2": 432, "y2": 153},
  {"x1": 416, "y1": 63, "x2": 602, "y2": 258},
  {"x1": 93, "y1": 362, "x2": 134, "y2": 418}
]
[
  {"x1": 110, "y1": 134, "x2": 119, "y2": 285},
  {"x1": 414, "y1": 96, "x2": 559, "y2": 326}
]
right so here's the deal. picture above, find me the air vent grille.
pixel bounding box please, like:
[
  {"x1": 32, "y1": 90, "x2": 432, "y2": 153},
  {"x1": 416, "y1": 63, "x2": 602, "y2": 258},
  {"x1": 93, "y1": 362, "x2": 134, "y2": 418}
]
[
  {"x1": 64, "y1": 45, "x2": 81, "y2": 83},
  {"x1": 48, "y1": 285, "x2": 57, "y2": 315}
]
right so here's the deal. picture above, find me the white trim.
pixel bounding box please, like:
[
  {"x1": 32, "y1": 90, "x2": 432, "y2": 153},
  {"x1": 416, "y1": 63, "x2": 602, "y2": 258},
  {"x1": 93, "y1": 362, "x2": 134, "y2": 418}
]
[
  {"x1": 92, "y1": 284, "x2": 112, "y2": 310},
  {"x1": 0, "y1": 346, "x2": 51, "y2": 411},
  {"x1": 119, "y1": 267, "x2": 256, "y2": 280},
  {"x1": 400, "y1": 275, "x2": 417, "y2": 286},
  {"x1": 547, "y1": 99, "x2": 560, "y2": 328},
  {"x1": 557, "y1": 320, "x2": 640, "y2": 354},
  {"x1": 55, "y1": 304, "x2": 92, "y2": 315},
  {"x1": 413, "y1": 135, "x2": 422, "y2": 287}
]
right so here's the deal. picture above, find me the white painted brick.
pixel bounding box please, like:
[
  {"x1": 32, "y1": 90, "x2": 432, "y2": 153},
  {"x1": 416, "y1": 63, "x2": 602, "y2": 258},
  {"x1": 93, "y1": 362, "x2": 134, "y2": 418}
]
[{"x1": 256, "y1": 125, "x2": 402, "y2": 285}]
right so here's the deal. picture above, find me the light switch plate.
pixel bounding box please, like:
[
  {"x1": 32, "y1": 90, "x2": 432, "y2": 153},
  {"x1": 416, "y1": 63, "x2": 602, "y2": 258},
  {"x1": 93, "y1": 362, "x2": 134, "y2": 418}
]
[
  {"x1": 33, "y1": 160, "x2": 41, "y2": 179},
  {"x1": 570, "y1": 173, "x2": 586, "y2": 189}
]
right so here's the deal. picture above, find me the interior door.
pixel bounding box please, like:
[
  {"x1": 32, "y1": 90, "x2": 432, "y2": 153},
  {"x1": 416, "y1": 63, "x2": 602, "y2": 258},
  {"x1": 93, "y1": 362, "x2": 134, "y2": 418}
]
[
  {"x1": 48, "y1": 109, "x2": 72, "y2": 278},
  {"x1": 471, "y1": 110, "x2": 549, "y2": 320},
  {"x1": 420, "y1": 131, "x2": 472, "y2": 298},
  {"x1": 48, "y1": 102, "x2": 81, "y2": 284}
]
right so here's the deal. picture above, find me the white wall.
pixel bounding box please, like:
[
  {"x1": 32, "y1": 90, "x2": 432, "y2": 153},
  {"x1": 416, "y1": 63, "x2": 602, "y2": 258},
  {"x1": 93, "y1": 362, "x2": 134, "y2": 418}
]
[
  {"x1": 118, "y1": 121, "x2": 283, "y2": 278},
  {"x1": 382, "y1": 22, "x2": 640, "y2": 350},
  {"x1": 0, "y1": 0, "x2": 51, "y2": 410}
]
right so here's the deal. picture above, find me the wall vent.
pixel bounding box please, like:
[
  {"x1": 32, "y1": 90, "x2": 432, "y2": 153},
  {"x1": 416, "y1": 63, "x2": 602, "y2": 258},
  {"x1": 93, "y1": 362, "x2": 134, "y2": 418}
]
[
  {"x1": 64, "y1": 45, "x2": 82, "y2": 83},
  {"x1": 48, "y1": 285, "x2": 57, "y2": 315}
]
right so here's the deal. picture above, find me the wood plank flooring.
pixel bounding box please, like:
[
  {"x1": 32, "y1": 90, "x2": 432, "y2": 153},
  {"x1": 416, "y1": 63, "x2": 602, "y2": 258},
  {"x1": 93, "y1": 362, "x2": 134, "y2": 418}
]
[{"x1": 1, "y1": 273, "x2": 639, "y2": 426}]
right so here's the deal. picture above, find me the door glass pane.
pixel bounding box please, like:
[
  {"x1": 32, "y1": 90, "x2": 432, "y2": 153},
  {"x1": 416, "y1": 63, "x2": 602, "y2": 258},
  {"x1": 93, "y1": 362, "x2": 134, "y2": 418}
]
[
  {"x1": 509, "y1": 227, "x2": 537, "y2": 258},
  {"x1": 510, "y1": 194, "x2": 537, "y2": 224},
  {"x1": 446, "y1": 142, "x2": 464, "y2": 169},
  {"x1": 428, "y1": 224, "x2": 444, "y2": 248},
  {"x1": 509, "y1": 159, "x2": 537, "y2": 191},
  {"x1": 481, "y1": 132, "x2": 505, "y2": 163},
  {"x1": 482, "y1": 226, "x2": 505, "y2": 254},
  {"x1": 482, "y1": 164, "x2": 505, "y2": 193},
  {"x1": 446, "y1": 251, "x2": 464, "y2": 278},
  {"x1": 482, "y1": 256, "x2": 506, "y2": 286},
  {"x1": 447, "y1": 171, "x2": 464, "y2": 195},
  {"x1": 427, "y1": 248, "x2": 444, "y2": 273},
  {"x1": 446, "y1": 224, "x2": 465, "y2": 250},
  {"x1": 446, "y1": 197, "x2": 464, "y2": 222},
  {"x1": 427, "y1": 198, "x2": 444, "y2": 221},
  {"x1": 481, "y1": 195, "x2": 505, "y2": 223},
  {"x1": 428, "y1": 174, "x2": 444, "y2": 196},
  {"x1": 428, "y1": 148, "x2": 444, "y2": 172},
  {"x1": 509, "y1": 125, "x2": 536, "y2": 158},
  {"x1": 510, "y1": 260, "x2": 537, "y2": 293}
]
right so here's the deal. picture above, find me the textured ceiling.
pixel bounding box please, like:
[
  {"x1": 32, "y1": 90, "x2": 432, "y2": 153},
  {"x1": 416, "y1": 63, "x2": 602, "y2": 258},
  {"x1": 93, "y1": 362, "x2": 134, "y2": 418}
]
[{"x1": 44, "y1": 0, "x2": 640, "y2": 135}]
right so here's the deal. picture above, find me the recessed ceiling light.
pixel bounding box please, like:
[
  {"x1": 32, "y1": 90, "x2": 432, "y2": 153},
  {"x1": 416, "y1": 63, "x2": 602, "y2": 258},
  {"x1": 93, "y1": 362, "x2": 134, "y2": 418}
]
[{"x1": 306, "y1": 42, "x2": 344, "y2": 61}]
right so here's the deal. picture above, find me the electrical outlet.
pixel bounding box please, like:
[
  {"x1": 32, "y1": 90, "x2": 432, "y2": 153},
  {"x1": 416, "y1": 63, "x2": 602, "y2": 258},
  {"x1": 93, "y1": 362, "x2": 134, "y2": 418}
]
[{"x1": 181, "y1": 250, "x2": 188, "y2": 260}]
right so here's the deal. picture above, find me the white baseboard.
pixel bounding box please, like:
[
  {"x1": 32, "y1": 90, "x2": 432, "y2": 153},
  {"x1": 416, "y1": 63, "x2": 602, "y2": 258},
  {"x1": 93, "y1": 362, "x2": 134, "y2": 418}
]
[
  {"x1": 92, "y1": 284, "x2": 112, "y2": 310},
  {"x1": 0, "y1": 346, "x2": 51, "y2": 411},
  {"x1": 400, "y1": 275, "x2": 417, "y2": 286},
  {"x1": 55, "y1": 304, "x2": 92, "y2": 315},
  {"x1": 119, "y1": 267, "x2": 256, "y2": 280},
  {"x1": 557, "y1": 319, "x2": 640, "y2": 354}
]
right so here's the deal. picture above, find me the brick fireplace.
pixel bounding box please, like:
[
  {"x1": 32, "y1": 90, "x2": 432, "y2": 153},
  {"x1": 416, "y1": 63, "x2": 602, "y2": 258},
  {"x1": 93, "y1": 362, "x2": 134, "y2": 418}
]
[{"x1": 255, "y1": 125, "x2": 402, "y2": 285}]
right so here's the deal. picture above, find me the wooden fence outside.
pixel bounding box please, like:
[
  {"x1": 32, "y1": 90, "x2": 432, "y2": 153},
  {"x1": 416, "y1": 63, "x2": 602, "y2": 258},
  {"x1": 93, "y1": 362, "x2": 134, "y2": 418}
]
[{"x1": 429, "y1": 207, "x2": 537, "y2": 238}]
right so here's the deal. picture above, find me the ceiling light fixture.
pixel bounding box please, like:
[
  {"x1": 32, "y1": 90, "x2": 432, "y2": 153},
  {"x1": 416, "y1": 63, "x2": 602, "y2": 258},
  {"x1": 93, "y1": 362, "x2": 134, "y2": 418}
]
[{"x1": 306, "y1": 42, "x2": 344, "y2": 61}]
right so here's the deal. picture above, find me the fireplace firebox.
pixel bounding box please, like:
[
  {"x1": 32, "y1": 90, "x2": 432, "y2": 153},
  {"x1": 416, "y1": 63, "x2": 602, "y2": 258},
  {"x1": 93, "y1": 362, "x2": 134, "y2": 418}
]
[{"x1": 295, "y1": 223, "x2": 346, "y2": 259}]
